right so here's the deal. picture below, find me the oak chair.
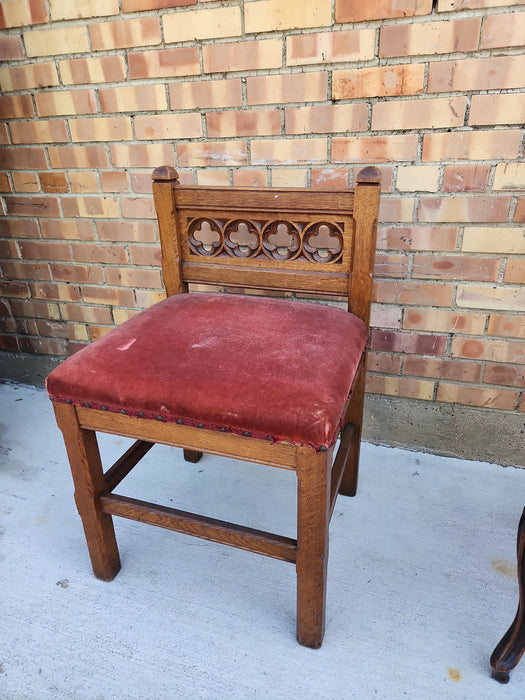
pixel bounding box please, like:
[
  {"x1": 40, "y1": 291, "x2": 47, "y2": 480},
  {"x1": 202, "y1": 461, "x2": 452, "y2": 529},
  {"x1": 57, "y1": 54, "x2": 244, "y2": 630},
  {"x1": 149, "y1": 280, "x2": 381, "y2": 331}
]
[{"x1": 46, "y1": 165, "x2": 381, "y2": 648}]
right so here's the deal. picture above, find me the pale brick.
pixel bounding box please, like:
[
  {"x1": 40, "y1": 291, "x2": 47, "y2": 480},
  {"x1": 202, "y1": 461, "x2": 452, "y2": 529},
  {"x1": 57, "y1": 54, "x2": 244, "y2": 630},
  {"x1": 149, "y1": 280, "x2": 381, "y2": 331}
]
[
  {"x1": 336, "y1": 0, "x2": 432, "y2": 21},
  {"x1": 163, "y1": 6, "x2": 241, "y2": 42},
  {"x1": 128, "y1": 48, "x2": 200, "y2": 79},
  {"x1": 372, "y1": 97, "x2": 465, "y2": 131},
  {"x1": 105, "y1": 267, "x2": 162, "y2": 289},
  {"x1": 374, "y1": 254, "x2": 410, "y2": 278},
  {"x1": 0, "y1": 62, "x2": 58, "y2": 92},
  {"x1": 428, "y1": 55, "x2": 525, "y2": 93},
  {"x1": 122, "y1": 0, "x2": 196, "y2": 9},
  {"x1": 97, "y1": 221, "x2": 157, "y2": 243},
  {"x1": 378, "y1": 197, "x2": 415, "y2": 223},
  {"x1": 372, "y1": 280, "x2": 454, "y2": 306},
  {"x1": 380, "y1": 18, "x2": 481, "y2": 57},
  {"x1": 101, "y1": 172, "x2": 128, "y2": 194},
  {"x1": 10, "y1": 120, "x2": 68, "y2": 144},
  {"x1": 462, "y1": 227, "x2": 525, "y2": 254},
  {"x1": 51, "y1": 263, "x2": 105, "y2": 285},
  {"x1": 206, "y1": 110, "x2": 280, "y2": 138},
  {"x1": 12, "y1": 172, "x2": 39, "y2": 193},
  {"x1": 333, "y1": 64, "x2": 424, "y2": 100},
  {"x1": 71, "y1": 244, "x2": 128, "y2": 265},
  {"x1": 252, "y1": 138, "x2": 327, "y2": 165},
  {"x1": 24, "y1": 26, "x2": 89, "y2": 58},
  {"x1": 366, "y1": 375, "x2": 435, "y2": 401},
  {"x1": 90, "y1": 17, "x2": 161, "y2": 51},
  {"x1": 481, "y1": 11, "x2": 525, "y2": 49},
  {"x1": 470, "y1": 94, "x2": 525, "y2": 127},
  {"x1": 49, "y1": 0, "x2": 119, "y2": 20},
  {"x1": 60, "y1": 304, "x2": 112, "y2": 325},
  {"x1": 311, "y1": 168, "x2": 350, "y2": 189},
  {"x1": 35, "y1": 89, "x2": 97, "y2": 117},
  {"x1": 203, "y1": 39, "x2": 282, "y2": 74},
  {"x1": 442, "y1": 165, "x2": 489, "y2": 193},
  {"x1": 100, "y1": 85, "x2": 167, "y2": 113},
  {"x1": 69, "y1": 117, "x2": 133, "y2": 142},
  {"x1": 0, "y1": 0, "x2": 47, "y2": 28},
  {"x1": 247, "y1": 72, "x2": 327, "y2": 106},
  {"x1": 403, "y1": 308, "x2": 486, "y2": 335},
  {"x1": 177, "y1": 141, "x2": 248, "y2": 167},
  {"x1": 285, "y1": 104, "x2": 367, "y2": 135},
  {"x1": 121, "y1": 196, "x2": 154, "y2": 220},
  {"x1": 333, "y1": 135, "x2": 418, "y2": 163},
  {"x1": 488, "y1": 314, "x2": 525, "y2": 339},
  {"x1": 287, "y1": 29, "x2": 375, "y2": 66},
  {"x1": 493, "y1": 164, "x2": 525, "y2": 191},
  {"x1": 62, "y1": 197, "x2": 119, "y2": 219},
  {"x1": 0, "y1": 95, "x2": 34, "y2": 119},
  {"x1": 412, "y1": 254, "x2": 500, "y2": 282},
  {"x1": 418, "y1": 196, "x2": 510, "y2": 223},
  {"x1": 438, "y1": 0, "x2": 525, "y2": 9},
  {"x1": 422, "y1": 131, "x2": 521, "y2": 161},
  {"x1": 271, "y1": 169, "x2": 308, "y2": 187},
  {"x1": 504, "y1": 259, "x2": 525, "y2": 284},
  {"x1": 38, "y1": 321, "x2": 88, "y2": 342},
  {"x1": 68, "y1": 172, "x2": 99, "y2": 194},
  {"x1": 396, "y1": 166, "x2": 440, "y2": 193},
  {"x1": 197, "y1": 170, "x2": 230, "y2": 186},
  {"x1": 135, "y1": 113, "x2": 203, "y2": 139},
  {"x1": 245, "y1": 0, "x2": 331, "y2": 33},
  {"x1": 436, "y1": 383, "x2": 519, "y2": 410},
  {"x1": 169, "y1": 79, "x2": 242, "y2": 110},
  {"x1": 451, "y1": 336, "x2": 525, "y2": 365},
  {"x1": 110, "y1": 144, "x2": 175, "y2": 168},
  {"x1": 456, "y1": 285, "x2": 525, "y2": 312},
  {"x1": 48, "y1": 146, "x2": 109, "y2": 169},
  {"x1": 60, "y1": 57, "x2": 127, "y2": 86},
  {"x1": 41, "y1": 220, "x2": 95, "y2": 241}
]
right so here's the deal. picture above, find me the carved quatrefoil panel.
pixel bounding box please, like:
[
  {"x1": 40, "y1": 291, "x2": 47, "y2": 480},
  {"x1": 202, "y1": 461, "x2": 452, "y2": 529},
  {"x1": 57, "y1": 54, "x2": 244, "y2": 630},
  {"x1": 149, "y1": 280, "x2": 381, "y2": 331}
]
[
  {"x1": 188, "y1": 218, "x2": 223, "y2": 256},
  {"x1": 224, "y1": 220, "x2": 260, "y2": 258},
  {"x1": 262, "y1": 221, "x2": 301, "y2": 261},
  {"x1": 303, "y1": 222, "x2": 344, "y2": 263}
]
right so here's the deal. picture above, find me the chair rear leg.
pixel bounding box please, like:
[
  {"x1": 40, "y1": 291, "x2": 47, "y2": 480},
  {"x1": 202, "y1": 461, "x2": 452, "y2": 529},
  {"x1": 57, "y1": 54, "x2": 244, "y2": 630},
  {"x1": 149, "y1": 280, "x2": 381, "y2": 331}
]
[
  {"x1": 53, "y1": 402, "x2": 121, "y2": 581},
  {"x1": 183, "y1": 449, "x2": 203, "y2": 463},
  {"x1": 296, "y1": 446, "x2": 331, "y2": 648},
  {"x1": 339, "y1": 363, "x2": 366, "y2": 497}
]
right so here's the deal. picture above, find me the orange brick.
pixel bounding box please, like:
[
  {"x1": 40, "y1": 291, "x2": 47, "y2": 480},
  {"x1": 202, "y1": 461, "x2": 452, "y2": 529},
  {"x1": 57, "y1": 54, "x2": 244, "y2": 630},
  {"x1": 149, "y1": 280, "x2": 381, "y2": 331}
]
[
  {"x1": 504, "y1": 259, "x2": 525, "y2": 284},
  {"x1": 19, "y1": 240, "x2": 71, "y2": 261},
  {"x1": 203, "y1": 39, "x2": 282, "y2": 74},
  {"x1": 51, "y1": 263, "x2": 104, "y2": 284},
  {"x1": 207, "y1": 110, "x2": 280, "y2": 138},
  {"x1": 311, "y1": 168, "x2": 349, "y2": 189},
  {"x1": 100, "y1": 172, "x2": 129, "y2": 193},
  {"x1": 164, "y1": 6, "x2": 241, "y2": 41},
  {"x1": 333, "y1": 135, "x2": 418, "y2": 163},
  {"x1": 113, "y1": 309, "x2": 142, "y2": 325},
  {"x1": 336, "y1": 0, "x2": 432, "y2": 21},
  {"x1": 105, "y1": 267, "x2": 162, "y2": 289},
  {"x1": 110, "y1": 144, "x2": 175, "y2": 168},
  {"x1": 285, "y1": 104, "x2": 367, "y2": 135},
  {"x1": 0, "y1": 220, "x2": 40, "y2": 240},
  {"x1": 462, "y1": 227, "x2": 525, "y2": 254},
  {"x1": 0, "y1": 0, "x2": 47, "y2": 28},
  {"x1": 2, "y1": 261, "x2": 52, "y2": 281},
  {"x1": 62, "y1": 197, "x2": 119, "y2": 219},
  {"x1": 488, "y1": 314, "x2": 525, "y2": 339},
  {"x1": 493, "y1": 163, "x2": 525, "y2": 191},
  {"x1": 419, "y1": 196, "x2": 510, "y2": 223},
  {"x1": 128, "y1": 48, "x2": 200, "y2": 79},
  {"x1": 50, "y1": 0, "x2": 119, "y2": 20},
  {"x1": 438, "y1": 0, "x2": 525, "y2": 11},
  {"x1": 40, "y1": 172, "x2": 68, "y2": 194},
  {"x1": 35, "y1": 89, "x2": 97, "y2": 117},
  {"x1": 0, "y1": 281, "x2": 30, "y2": 299},
  {"x1": 422, "y1": 130, "x2": 521, "y2": 162},
  {"x1": 245, "y1": 0, "x2": 331, "y2": 33},
  {"x1": 0, "y1": 172, "x2": 11, "y2": 192},
  {"x1": 247, "y1": 72, "x2": 327, "y2": 105},
  {"x1": 412, "y1": 254, "x2": 500, "y2": 282},
  {"x1": 60, "y1": 56, "x2": 127, "y2": 85},
  {"x1": 122, "y1": 0, "x2": 196, "y2": 9},
  {"x1": 481, "y1": 12, "x2": 525, "y2": 49},
  {"x1": 135, "y1": 113, "x2": 202, "y2": 140},
  {"x1": 333, "y1": 64, "x2": 424, "y2": 101},
  {"x1": 97, "y1": 221, "x2": 157, "y2": 243},
  {"x1": 177, "y1": 141, "x2": 247, "y2": 167},
  {"x1": 0, "y1": 123, "x2": 8, "y2": 144},
  {"x1": 485, "y1": 363, "x2": 525, "y2": 388},
  {"x1": 442, "y1": 165, "x2": 489, "y2": 193},
  {"x1": 372, "y1": 280, "x2": 454, "y2": 306},
  {"x1": 287, "y1": 29, "x2": 375, "y2": 66},
  {"x1": 403, "y1": 356, "x2": 482, "y2": 383},
  {"x1": 436, "y1": 383, "x2": 519, "y2": 410},
  {"x1": 169, "y1": 78, "x2": 242, "y2": 110},
  {"x1": 0, "y1": 62, "x2": 58, "y2": 92},
  {"x1": 396, "y1": 166, "x2": 440, "y2": 193},
  {"x1": 271, "y1": 169, "x2": 308, "y2": 187},
  {"x1": 380, "y1": 18, "x2": 481, "y2": 57},
  {"x1": 48, "y1": 146, "x2": 109, "y2": 169},
  {"x1": 6, "y1": 194, "x2": 59, "y2": 216},
  {"x1": 69, "y1": 172, "x2": 99, "y2": 194},
  {"x1": 24, "y1": 26, "x2": 89, "y2": 57},
  {"x1": 10, "y1": 299, "x2": 58, "y2": 321},
  {"x1": 100, "y1": 85, "x2": 167, "y2": 113},
  {"x1": 374, "y1": 254, "x2": 410, "y2": 278},
  {"x1": 232, "y1": 169, "x2": 267, "y2": 187},
  {"x1": 38, "y1": 320, "x2": 88, "y2": 342},
  {"x1": 81, "y1": 286, "x2": 135, "y2": 307},
  {"x1": 71, "y1": 243, "x2": 128, "y2": 265},
  {"x1": 0, "y1": 147, "x2": 48, "y2": 171},
  {"x1": 30, "y1": 282, "x2": 80, "y2": 302},
  {"x1": 0, "y1": 35, "x2": 24, "y2": 60},
  {"x1": 121, "y1": 197, "x2": 156, "y2": 219},
  {"x1": 372, "y1": 97, "x2": 465, "y2": 131},
  {"x1": 516, "y1": 199, "x2": 525, "y2": 223},
  {"x1": 403, "y1": 308, "x2": 486, "y2": 335},
  {"x1": 89, "y1": 326, "x2": 113, "y2": 341},
  {"x1": 0, "y1": 94, "x2": 34, "y2": 119},
  {"x1": 367, "y1": 351, "x2": 402, "y2": 374},
  {"x1": 428, "y1": 55, "x2": 525, "y2": 92},
  {"x1": 366, "y1": 375, "x2": 435, "y2": 401},
  {"x1": 378, "y1": 197, "x2": 415, "y2": 223},
  {"x1": 60, "y1": 304, "x2": 112, "y2": 325},
  {"x1": 12, "y1": 172, "x2": 39, "y2": 193},
  {"x1": 42, "y1": 220, "x2": 95, "y2": 240},
  {"x1": 470, "y1": 94, "x2": 525, "y2": 127},
  {"x1": 90, "y1": 17, "x2": 161, "y2": 51},
  {"x1": 69, "y1": 117, "x2": 133, "y2": 142},
  {"x1": 0, "y1": 239, "x2": 20, "y2": 258},
  {"x1": 456, "y1": 285, "x2": 525, "y2": 312},
  {"x1": 10, "y1": 120, "x2": 68, "y2": 144},
  {"x1": 252, "y1": 138, "x2": 327, "y2": 165}
]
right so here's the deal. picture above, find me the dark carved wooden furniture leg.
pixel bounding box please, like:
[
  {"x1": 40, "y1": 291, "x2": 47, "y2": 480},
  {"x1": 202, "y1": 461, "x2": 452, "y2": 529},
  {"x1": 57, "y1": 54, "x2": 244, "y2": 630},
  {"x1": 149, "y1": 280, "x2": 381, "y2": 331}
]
[
  {"x1": 491, "y1": 507, "x2": 525, "y2": 683},
  {"x1": 183, "y1": 449, "x2": 203, "y2": 463},
  {"x1": 339, "y1": 363, "x2": 366, "y2": 497}
]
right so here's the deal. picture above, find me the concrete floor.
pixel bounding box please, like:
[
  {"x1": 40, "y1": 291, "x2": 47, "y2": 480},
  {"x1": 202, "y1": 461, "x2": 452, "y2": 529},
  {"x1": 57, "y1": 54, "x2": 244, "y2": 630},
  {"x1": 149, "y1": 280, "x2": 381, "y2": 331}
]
[{"x1": 1, "y1": 381, "x2": 525, "y2": 699}]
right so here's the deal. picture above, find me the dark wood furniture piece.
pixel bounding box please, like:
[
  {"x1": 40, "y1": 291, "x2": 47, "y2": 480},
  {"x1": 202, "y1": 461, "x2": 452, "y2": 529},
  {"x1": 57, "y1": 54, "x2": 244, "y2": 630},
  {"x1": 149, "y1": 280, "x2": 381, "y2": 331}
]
[
  {"x1": 46, "y1": 165, "x2": 380, "y2": 648},
  {"x1": 491, "y1": 507, "x2": 525, "y2": 682}
]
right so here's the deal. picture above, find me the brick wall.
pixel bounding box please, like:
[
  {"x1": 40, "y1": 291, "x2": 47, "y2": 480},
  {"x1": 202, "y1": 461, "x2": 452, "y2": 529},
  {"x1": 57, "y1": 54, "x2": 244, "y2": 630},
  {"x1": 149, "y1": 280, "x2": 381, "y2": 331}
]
[{"x1": 0, "y1": 0, "x2": 524, "y2": 418}]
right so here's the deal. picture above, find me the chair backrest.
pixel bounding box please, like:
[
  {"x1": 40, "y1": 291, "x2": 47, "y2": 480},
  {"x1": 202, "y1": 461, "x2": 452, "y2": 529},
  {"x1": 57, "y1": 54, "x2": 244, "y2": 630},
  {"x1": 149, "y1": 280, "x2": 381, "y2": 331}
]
[{"x1": 152, "y1": 165, "x2": 380, "y2": 326}]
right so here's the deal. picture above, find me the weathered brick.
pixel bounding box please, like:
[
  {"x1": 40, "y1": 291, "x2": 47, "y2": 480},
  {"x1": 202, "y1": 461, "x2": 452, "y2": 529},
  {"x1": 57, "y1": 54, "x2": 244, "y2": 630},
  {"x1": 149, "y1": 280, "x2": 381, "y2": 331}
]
[
  {"x1": 135, "y1": 113, "x2": 203, "y2": 140},
  {"x1": 372, "y1": 97, "x2": 465, "y2": 131},
  {"x1": 418, "y1": 196, "x2": 510, "y2": 223},
  {"x1": 470, "y1": 94, "x2": 525, "y2": 127},
  {"x1": 367, "y1": 351, "x2": 402, "y2": 375},
  {"x1": 377, "y1": 226, "x2": 456, "y2": 253},
  {"x1": 35, "y1": 89, "x2": 97, "y2": 117},
  {"x1": 0, "y1": 94, "x2": 34, "y2": 119},
  {"x1": 81, "y1": 285, "x2": 135, "y2": 307},
  {"x1": 516, "y1": 199, "x2": 525, "y2": 223},
  {"x1": 24, "y1": 26, "x2": 89, "y2": 57},
  {"x1": 428, "y1": 55, "x2": 525, "y2": 93},
  {"x1": 285, "y1": 104, "x2": 367, "y2": 135},
  {"x1": 62, "y1": 197, "x2": 119, "y2": 219},
  {"x1": 481, "y1": 11, "x2": 525, "y2": 49},
  {"x1": 422, "y1": 130, "x2": 521, "y2": 162},
  {"x1": 456, "y1": 285, "x2": 525, "y2": 312},
  {"x1": 333, "y1": 64, "x2": 424, "y2": 100},
  {"x1": 48, "y1": 146, "x2": 109, "y2": 169},
  {"x1": 287, "y1": 29, "x2": 375, "y2": 66},
  {"x1": 0, "y1": 35, "x2": 24, "y2": 61},
  {"x1": 0, "y1": 172, "x2": 12, "y2": 192},
  {"x1": 60, "y1": 57, "x2": 127, "y2": 86},
  {"x1": 129, "y1": 172, "x2": 153, "y2": 194},
  {"x1": 203, "y1": 39, "x2": 282, "y2": 74},
  {"x1": 396, "y1": 166, "x2": 440, "y2": 193},
  {"x1": 120, "y1": 196, "x2": 156, "y2": 219},
  {"x1": 10, "y1": 120, "x2": 68, "y2": 145},
  {"x1": 177, "y1": 141, "x2": 247, "y2": 167},
  {"x1": 18, "y1": 240, "x2": 71, "y2": 262},
  {"x1": 60, "y1": 304, "x2": 112, "y2": 325},
  {"x1": 100, "y1": 85, "x2": 167, "y2": 113},
  {"x1": 105, "y1": 267, "x2": 162, "y2": 289},
  {"x1": 374, "y1": 254, "x2": 410, "y2": 278},
  {"x1": 0, "y1": 281, "x2": 30, "y2": 299},
  {"x1": 30, "y1": 282, "x2": 80, "y2": 302},
  {"x1": 5, "y1": 195, "x2": 59, "y2": 216},
  {"x1": 271, "y1": 169, "x2": 308, "y2": 187},
  {"x1": 372, "y1": 280, "x2": 454, "y2": 306},
  {"x1": 111, "y1": 144, "x2": 175, "y2": 168},
  {"x1": 71, "y1": 243, "x2": 128, "y2": 265},
  {"x1": 452, "y1": 336, "x2": 525, "y2": 365},
  {"x1": 51, "y1": 263, "x2": 104, "y2": 284},
  {"x1": 245, "y1": 0, "x2": 331, "y2": 33},
  {"x1": 90, "y1": 17, "x2": 161, "y2": 51},
  {"x1": 336, "y1": 0, "x2": 432, "y2": 22},
  {"x1": 68, "y1": 172, "x2": 99, "y2": 194},
  {"x1": 380, "y1": 18, "x2": 481, "y2": 57},
  {"x1": 0, "y1": 0, "x2": 47, "y2": 29},
  {"x1": 37, "y1": 320, "x2": 88, "y2": 342},
  {"x1": 504, "y1": 259, "x2": 525, "y2": 284},
  {"x1": 0, "y1": 336, "x2": 19, "y2": 352},
  {"x1": 40, "y1": 173, "x2": 68, "y2": 194},
  {"x1": 41, "y1": 219, "x2": 96, "y2": 240},
  {"x1": 412, "y1": 254, "x2": 500, "y2": 282},
  {"x1": 333, "y1": 135, "x2": 418, "y2": 163},
  {"x1": 247, "y1": 72, "x2": 327, "y2": 105},
  {"x1": 10, "y1": 299, "x2": 59, "y2": 321},
  {"x1": 0, "y1": 148, "x2": 47, "y2": 171},
  {"x1": 69, "y1": 117, "x2": 133, "y2": 142},
  {"x1": 442, "y1": 165, "x2": 489, "y2": 192},
  {"x1": 462, "y1": 227, "x2": 525, "y2": 254},
  {"x1": 252, "y1": 139, "x2": 327, "y2": 165},
  {"x1": 0, "y1": 62, "x2": 58, "y2": 92},
  {"x1": 311, "y1": 168, "x2": 349, "y2": 189},
  {"x1": 493, "y1": 163, "x2": 525, "y2": 191},
  {"x1": 488, "y1": 314, "x2": 525, "y2": 339},
  {"x1": 11, "y1": 173, "x2": 38, "y2": 193},
  {"x1": 169, "y1": 78, "x2": 242, "y2": 110},
  {"x1": 371, "y1": 305, "x2": 402, "y2": 329},
  {"x1": 366, "y1": 375, "x2": 435, "y2": 401},
  {"x1": 164, "y1": 6, "x2": 241, "y2": 42},
  {"x1": 129, "y1": 48, "x2": 200, "y2": 79},
  {"x1": 371, "y1": 329, "x2": 447, "y2": 355},
  {"x1": 436, "y1": 383, "x2": 519, "y2": 410},
  {"x1": 232, "y1": 169, "x2": 267, "y2": 187},
  {"x1": 122, "y1": 0, "x2": 196, "y2": 10},
  {"x1": 403, "y1": 308, "x2": 486, "y2": 335},
  {"x1": 403, "y1": 356, "x2": 482, "y2": 383},
  {"x1": 20, "y1": 336, "x2": 68, "y2": 355},
  {"x1": 484, "y1": 363, "x2": 525, "y2": 388}
]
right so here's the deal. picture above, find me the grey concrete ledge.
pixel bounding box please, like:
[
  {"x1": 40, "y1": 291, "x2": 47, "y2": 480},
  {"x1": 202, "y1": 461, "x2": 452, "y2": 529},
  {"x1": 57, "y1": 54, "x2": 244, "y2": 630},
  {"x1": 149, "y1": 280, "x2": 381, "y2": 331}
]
[{"x1": 1, "y1": 351, "x2": 523, "y2": 468}]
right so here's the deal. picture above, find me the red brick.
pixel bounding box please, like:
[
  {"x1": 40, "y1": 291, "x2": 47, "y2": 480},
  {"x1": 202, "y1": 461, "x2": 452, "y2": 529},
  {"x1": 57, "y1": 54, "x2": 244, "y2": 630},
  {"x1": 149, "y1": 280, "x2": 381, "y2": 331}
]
[
  {"x1": 452, "y1": 337, "x2": 525, "y2": 364},
  {"x1": 0, "y1": 35, "x2": 24, "y2": 60},
  {"x1": 333, "y1": 64, "x2": 424, "y2": 100},
  {"x1": 129, "y1": 245, "x2": 162, "y2": 266},
  {"x1": 48, "y1": 146, "x2": 109, "y2": 169},
  {"x1": 0, "y1": 219, "x2": 40, "y2": 239},
  {"x1": 311, "y1": 169, "x2": 350, "y2": 189},
  {"x1": 418, "y1": 196, "x2": 510, "y2": 223},
  {"x1": 10, "y1": 299, "x2": 58, "y2": 321},
  {"x1": 252, "y1": 139, "x2": 327, "y2": 165},
  {"x1": 128, "y1": 48, "x2": 200, "y2": 79},
  {"x1": 232, "y1": 169, "x2": 267, "y2": 187},
  {"x1": 120, "y1": 197, "x2": 156, "y2": 219},
  {"x1": 378, "y1": 226, "x2": 459, "y2": 251},
  {"x1": 207, "y1": 110, "x2": 280, "y2": 138},
  {"x1": 333, "y1": 135, "x2": 418, "y2": 163},
  {"x1": 100, "y1": 172, "x2": 129, "y2": 194},
  {"x1": 371, "y1": 329, "x2": 447, "y2": 356},
  {"x1": 0, "y1": 148, "x2": 48, "y2": 171},
  {"x1": 37, "y1": 320, "x2": 88, "y2": 342},
  {"x1": 12, "y1": 172, "x2": 39, "y2": 193},
  {"x1": 81, "y1": 286, "x2": 135, "y2": 307},
  {"x1": 378, "y1": 197, "x2": 415, "y2": 223},
  {"x1": 19, "y1": 241, "x2": 71, "y2": 262},
  {"x1": 436, "y1": 383, "x2": 519, "y2": 410},
  {"x1": 515, "y1": 198, "x2": 525, "y2": 223},
  {"x1": 0, "y1": 172, "x2": 12, "y2": 192},
  {"x1": 50, "y1": 0, "x2": 119, "y2": 20},
  {"x1": 51, "y1": 263, "x2": 104, "y2": 284},
  {"x1": 484, "y1": 364, "x2": 525, "y2": 388},
  {"x1": 428, "y1": 55, "x2": 525, "y2": 93},
  {"x1": 380, "y1": 18, "x2": 481, "y2": 57},
  {"x1": 19, "y1": 337, "x2": 67, "y2": 355},
  {"x1": 0, "y1": 240, "x2": 20, "y2": 259},
  {"x1": 457, "y1": 285, "x2": 525, "y2": 313},
  {"x1": 40, "y1": 173, "x2": 68, "y2": 194},
  {"x1": 442, "y1": 165, "x2": 489, "y2": 193},
  {"x1": 336, "y1": 0, "x2": 432, "y2": 22},
  {"x1": 0, "y1": 94, "x2": 34, "y2": 119},
  {"x1": 0, "y1": 280, "x2": 30, "y2": 298},
  {"x1": 504, "y1": 259, "x2": 525, "y2": 284},
  {"x1": 2, "y1": 261, "x2": 52, "y2": 281},
  {"x1": 366, "y1": 352, "x2": 402, "y2": 375},
  {"x1": 0, "y1": 335, "x2": 19, "y2": 352},
  {"x1": 481, "y1": 12, "x2": 525, "y2": 50},
  {"x1": 403, "y1": 356, "x2": 482, "y2": 383},
  {"x1": 412, "y1": 255, "x2": 499, "y2": 282},
  {"x1": 366, "y1": 375, "x2": 435, "y2": 401},
  {"x1": 5, "y1": 195, "x2": 60, "y2": 217},
  {"x1": 169, "y1": 79, "x2": 242, "y2": 110},
  {"x1": 62, "y1": 197, "x2": 119, "y2": 219},
  {"x1": 90, "y1": 17, "x2": 160, "y2": 51},
  {"x1": 203, "y1": 39, "x2": 281, "y2": 74},
  {"x1": 374, "y1": 254, "x2": 410, "y2": 278},
  {"x1": 470, "y1": 94, "x2": 525, "y2": 127}
]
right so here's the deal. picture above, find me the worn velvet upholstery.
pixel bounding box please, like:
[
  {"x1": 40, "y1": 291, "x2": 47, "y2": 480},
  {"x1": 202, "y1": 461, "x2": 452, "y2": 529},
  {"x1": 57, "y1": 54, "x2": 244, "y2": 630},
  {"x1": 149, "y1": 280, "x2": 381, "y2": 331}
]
[{"x1": 46, "y1": 293, "x2": 367, "y2": 450}]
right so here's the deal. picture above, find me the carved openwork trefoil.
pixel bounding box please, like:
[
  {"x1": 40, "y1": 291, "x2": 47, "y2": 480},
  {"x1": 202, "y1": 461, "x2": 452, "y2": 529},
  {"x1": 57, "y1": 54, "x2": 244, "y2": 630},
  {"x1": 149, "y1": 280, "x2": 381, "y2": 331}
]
[{"x1": 187, "y1": 217, "x2": 345, "y2": 264}]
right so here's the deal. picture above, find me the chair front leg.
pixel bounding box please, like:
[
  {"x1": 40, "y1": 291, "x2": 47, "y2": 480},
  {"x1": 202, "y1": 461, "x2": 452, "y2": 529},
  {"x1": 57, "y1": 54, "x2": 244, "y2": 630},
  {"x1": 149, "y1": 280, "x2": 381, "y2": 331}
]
[
  {"x1": 339, "y1": 362, "x2": 366, "y2": 497},
  {"x1": 296, "y1": 446, "x2": 332, "y2": 649},
  {"x1": 53, "y1": 402, "x2": 121, "y2": 581}
]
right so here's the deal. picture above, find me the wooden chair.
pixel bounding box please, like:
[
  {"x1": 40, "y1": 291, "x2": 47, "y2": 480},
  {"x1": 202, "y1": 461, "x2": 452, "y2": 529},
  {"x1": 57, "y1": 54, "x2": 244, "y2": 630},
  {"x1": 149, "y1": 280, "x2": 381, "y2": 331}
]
[{"x1": 46, "y1": 165, "x2": 381, "y2": 648}]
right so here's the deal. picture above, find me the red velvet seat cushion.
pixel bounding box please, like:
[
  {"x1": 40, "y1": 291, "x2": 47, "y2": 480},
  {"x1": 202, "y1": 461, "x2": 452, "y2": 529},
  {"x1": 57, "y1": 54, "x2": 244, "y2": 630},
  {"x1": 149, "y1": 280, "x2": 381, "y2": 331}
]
[{"x1": 46, "y1": 293, "x2": 367, "y2": 450}]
